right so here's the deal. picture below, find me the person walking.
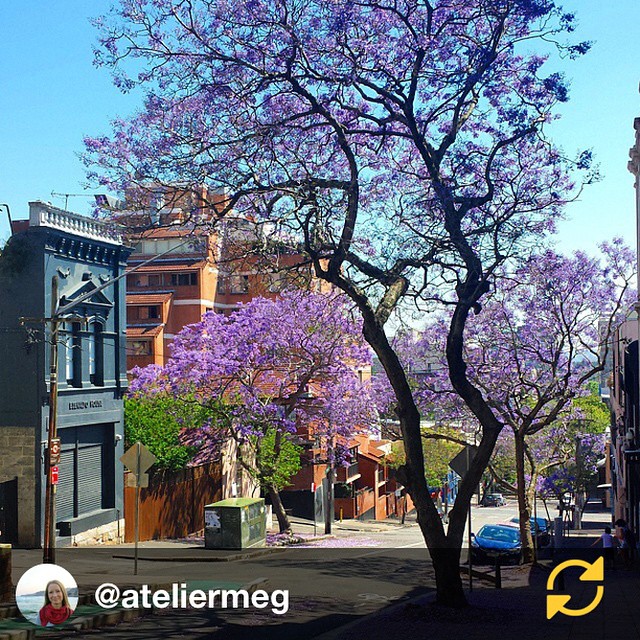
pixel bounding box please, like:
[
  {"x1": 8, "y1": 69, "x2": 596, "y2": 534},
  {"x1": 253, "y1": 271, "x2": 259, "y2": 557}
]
[
  {"x1": 614, "y1": 519, "x2": 637, "y2": 568},
  {"x1": 591, "y1": 526, "x2": 617, "y2": 569}
]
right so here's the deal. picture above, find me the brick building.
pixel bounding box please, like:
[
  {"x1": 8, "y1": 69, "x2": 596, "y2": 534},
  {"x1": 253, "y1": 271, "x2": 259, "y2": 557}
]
[
  {"x1": 119, "y1": 187, "x2": 394, "y2": 521},
  {"x1": 122, "y1": 189, "x2": 321, "y2": 368}
]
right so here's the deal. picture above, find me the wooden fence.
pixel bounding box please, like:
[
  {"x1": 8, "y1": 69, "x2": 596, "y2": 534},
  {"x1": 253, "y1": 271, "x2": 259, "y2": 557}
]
[{"x1": 123, "y1": 462, "x2": 222, "y2": 542}]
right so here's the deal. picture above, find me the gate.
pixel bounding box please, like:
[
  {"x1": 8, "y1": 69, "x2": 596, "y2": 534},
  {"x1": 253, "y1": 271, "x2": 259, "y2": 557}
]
[{"x1": 0, "y1": 478, "x2": 18, "y2": 544}]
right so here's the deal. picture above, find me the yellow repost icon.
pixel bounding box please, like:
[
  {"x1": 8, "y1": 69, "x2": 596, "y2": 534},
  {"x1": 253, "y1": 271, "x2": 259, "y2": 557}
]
[{"x1": 546, "y1": 556, "x2": 604, "y2": 619}]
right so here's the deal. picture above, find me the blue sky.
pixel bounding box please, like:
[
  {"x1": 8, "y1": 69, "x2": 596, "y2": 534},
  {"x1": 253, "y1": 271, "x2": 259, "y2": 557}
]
[{"x1": 0, "y1": 1, "x2": 638, "y2": 254}]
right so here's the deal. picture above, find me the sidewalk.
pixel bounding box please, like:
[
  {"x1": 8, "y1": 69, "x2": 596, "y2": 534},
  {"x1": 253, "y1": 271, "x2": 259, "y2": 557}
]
[{"x1": 289, "y1": 514, "x2": 416, "y2": 534}]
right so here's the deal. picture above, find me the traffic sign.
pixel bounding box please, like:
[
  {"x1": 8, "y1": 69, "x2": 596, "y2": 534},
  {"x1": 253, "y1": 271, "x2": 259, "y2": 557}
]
[
  {"x1": 50, "y1": 466, "x2": 59, "y2": 485},
  {"x1": 449, "y1": 445, "x2": 479, "y2": 479},
  {"x1": 120, "y1": 442, "x2": 156, "y2": 474},
  {"x1": 120, "y1": 442, "x2": 157, "y2": 576},
  {"x1": 49, "y1": 438, "x2": 61, "y2": 465},
  {"x1": 120, "y1": 442, "x2": 157, "y2": 488}
]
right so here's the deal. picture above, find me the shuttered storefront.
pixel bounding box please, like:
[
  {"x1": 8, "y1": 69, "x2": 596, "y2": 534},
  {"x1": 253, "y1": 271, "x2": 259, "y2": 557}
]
[{"x1": 57, "y1": 424, "x2": 110, "y2": 524}]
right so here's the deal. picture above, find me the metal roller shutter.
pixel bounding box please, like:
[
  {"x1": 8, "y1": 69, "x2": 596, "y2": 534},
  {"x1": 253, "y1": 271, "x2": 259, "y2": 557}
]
[
  {"x1": 77, "y1": 445, "x2": 103, "y2": 514},
  {"x1": 57, "y1": 449, "x2": 75, "y2": 521}
]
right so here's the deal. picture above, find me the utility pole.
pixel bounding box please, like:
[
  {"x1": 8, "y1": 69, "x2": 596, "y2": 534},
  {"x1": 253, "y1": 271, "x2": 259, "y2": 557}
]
[{"x1": 43, "y1": 276, "x2": 60, "y2": 563}]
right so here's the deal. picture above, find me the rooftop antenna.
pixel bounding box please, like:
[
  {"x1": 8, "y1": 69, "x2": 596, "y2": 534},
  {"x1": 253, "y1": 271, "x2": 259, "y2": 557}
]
[{"x1": 50, "y1": 191, "x2": 92, "y2": 211}]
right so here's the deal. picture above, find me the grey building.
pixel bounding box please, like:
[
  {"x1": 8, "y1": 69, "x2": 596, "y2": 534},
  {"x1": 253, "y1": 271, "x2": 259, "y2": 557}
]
[{"x1": 0, "y1": 201, "x2": 131, "y2": 547}]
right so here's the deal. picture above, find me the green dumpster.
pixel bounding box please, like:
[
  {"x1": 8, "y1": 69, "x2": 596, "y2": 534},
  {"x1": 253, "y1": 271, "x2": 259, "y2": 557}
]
[{"x1": 204, "y1": 498, "x2": 266, "y2": 549}]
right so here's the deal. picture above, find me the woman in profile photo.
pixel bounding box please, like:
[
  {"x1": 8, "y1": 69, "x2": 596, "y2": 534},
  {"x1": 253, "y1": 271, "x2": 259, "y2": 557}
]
[{"x1": 38, "y1": 580, "x2": 74, "y2": 626}]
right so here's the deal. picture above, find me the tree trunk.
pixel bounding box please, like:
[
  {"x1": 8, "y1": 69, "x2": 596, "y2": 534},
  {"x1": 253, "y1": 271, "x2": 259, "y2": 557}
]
[
  {"x1": 431, "y1": 547, "x2": 467, "y2": 608},
  {"x1": 514, "y1": 434, "x2": 535, "y2": 563},
  {"x1": 267, "y1": 485, "x2": 291, "y2": 534},
  {"x1": 362, "y1": 319, "x2": 468, "y2": 606}
]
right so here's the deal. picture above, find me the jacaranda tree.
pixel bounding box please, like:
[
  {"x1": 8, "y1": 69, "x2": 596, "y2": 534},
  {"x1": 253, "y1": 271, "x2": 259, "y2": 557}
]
[
  {"x1": 86, "y1": 0, "x2": 592, "y2": 605},
  {"x1": 130, "y1": 290, "x2": 373, "y2": 533},
  {"x1": 412, "y1": 242, "x2": 635, "y2": 560}
]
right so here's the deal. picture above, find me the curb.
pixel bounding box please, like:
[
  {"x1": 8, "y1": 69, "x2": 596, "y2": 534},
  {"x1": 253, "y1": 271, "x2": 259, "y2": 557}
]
[
  {"x1": 111, "y1": 546, "x2": 287, "y2": 563},
  {"x1": 111, "y1": 536, "x2": 338, "y2": 562}
]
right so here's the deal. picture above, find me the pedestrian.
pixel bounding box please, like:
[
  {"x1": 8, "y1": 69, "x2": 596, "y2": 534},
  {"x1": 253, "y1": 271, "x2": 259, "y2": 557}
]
[
  {"x1": 591, "y1": 526, "x2": 616, "y2": 569},
  {"x1": 614, "y1": 519, "x2": 636, "y2": 568}
]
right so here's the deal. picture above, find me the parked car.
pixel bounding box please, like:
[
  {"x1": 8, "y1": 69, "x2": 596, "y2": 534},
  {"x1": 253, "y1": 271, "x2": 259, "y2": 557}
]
[
  {"x1": 470, "y1": 524, "x2": 522, "y2": 564},
  {"x1": 505, "y1": 516, "x2": 551, "y2": 547},
  {"x1": 480, "y1": 493, "x2": 507, "y2": 507}
]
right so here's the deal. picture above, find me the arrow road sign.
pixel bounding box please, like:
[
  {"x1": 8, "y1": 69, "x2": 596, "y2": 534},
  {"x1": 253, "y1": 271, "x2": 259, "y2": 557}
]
[
  {"x1": 449, "y1": 445, "x2": 479, "y2": 479},
  {"x1": 120, "y1": 442, "x2": 157, "y2": 488}
]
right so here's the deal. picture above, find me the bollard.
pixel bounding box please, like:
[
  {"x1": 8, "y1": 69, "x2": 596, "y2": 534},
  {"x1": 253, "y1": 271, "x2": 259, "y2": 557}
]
[
  {"x1": 340, "y1": 508, "x2": 343, "y2": 523},
  {"x1": 0, "y1": 544, "x2": 12, "y2": 603},
  {"x1": 494, "y1": 557, "x2": 502, "y2": 589},
  {"x1": 553, "y1": 517, "x2": 563, "y2": 549}
]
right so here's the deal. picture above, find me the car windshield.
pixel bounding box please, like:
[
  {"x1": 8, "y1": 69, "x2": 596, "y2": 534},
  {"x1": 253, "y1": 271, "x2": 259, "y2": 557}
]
[
  {"x1": 509, "y1": 516, "x2": 547, "y2": 531},
  {"x1": 478, "y1": 526, "x2": 520, "y2": 544}
]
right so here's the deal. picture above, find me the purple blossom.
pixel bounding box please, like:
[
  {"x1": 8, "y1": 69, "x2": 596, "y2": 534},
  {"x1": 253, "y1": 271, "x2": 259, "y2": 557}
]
[{"x1": 130, "y1": 290, "x2": 375, "y2": 474}]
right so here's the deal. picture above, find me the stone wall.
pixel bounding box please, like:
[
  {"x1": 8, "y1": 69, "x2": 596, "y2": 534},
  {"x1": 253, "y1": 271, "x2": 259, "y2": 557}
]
[
  {"x1": 0, "y1": 426, "x2": 36, "y2": 547},
  {"x1": 71, "y1": 518, "x2": 125, "y2": 546}
]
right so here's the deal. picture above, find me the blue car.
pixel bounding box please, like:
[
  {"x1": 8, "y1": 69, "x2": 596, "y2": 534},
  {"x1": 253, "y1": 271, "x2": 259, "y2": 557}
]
[
  {"x1": 470, "y1": 524, "x2": 522, "y2": 564},
  {"x1": 506, "y1": 516, "x2": 551, "y2": 547}
]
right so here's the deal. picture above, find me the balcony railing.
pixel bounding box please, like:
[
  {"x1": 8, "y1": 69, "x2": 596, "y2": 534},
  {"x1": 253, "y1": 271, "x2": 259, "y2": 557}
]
[
  {"x1": 30, "y1": 201, "x2": 123, "y2": 245},
  {"x1": 346, "y1": 462, "x2": 359, "y2": 479}
]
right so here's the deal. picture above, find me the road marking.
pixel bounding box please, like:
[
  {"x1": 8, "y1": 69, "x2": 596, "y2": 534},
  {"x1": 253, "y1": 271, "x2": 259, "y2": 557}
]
[{"x1": 350, "y1": 541, "x2": 426, "y2": 559}]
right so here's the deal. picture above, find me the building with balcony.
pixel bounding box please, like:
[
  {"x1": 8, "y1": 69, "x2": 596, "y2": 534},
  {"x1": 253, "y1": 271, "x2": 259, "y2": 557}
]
[{"x1": 121, "y1": 187, "x2": 322, "y2": 368}]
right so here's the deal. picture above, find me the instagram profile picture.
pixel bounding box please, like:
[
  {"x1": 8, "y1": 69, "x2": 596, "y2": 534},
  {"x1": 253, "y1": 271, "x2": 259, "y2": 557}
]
[{"x1": 15, "y1": 564, "x2": 78, "y2": 627}]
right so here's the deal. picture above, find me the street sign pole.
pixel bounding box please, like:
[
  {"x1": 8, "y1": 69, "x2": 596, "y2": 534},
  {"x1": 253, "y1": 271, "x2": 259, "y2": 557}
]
[
  {"x1": 120, "y1": 441, "x2": 157, "y2": 576},
  {"x1": 135, "y1": 442, "x2": 141, "y2": 576},
  {"x1": 311, "y1": 482, "x2": 317, "y2": 537}
]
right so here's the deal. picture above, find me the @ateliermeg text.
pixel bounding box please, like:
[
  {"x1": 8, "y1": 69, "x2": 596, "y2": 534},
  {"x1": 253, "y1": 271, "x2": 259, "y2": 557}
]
[{"x1": 94, "y1": 583, "x2": 289, "y2": 615}]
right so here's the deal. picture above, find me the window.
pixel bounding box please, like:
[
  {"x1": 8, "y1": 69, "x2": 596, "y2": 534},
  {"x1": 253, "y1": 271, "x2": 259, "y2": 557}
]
[
  {"x1": 138, "y1": 306, "x2": 159, "y2": 320},
  {"x1": 128, "y1": 340, "x2": 152, "y2": 356},
  {"x1": 65, "y1": 322, "x2": 82, "y2": 387},
  {"x1": 229, "y1": 275, "x2": 249, "y2": 294},
  {"x1": 170, "y1": 272, "x2": 198, "y2": 286},
  {"x1": 147, "y1": 274, "x2": 162, "y2": 287},
  {"x1": 90, "y1": 322, "x2": 104, "y2": 386}
]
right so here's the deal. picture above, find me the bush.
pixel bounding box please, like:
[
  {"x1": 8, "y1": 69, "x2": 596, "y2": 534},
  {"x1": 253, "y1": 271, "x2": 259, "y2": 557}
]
[{"x1": 124, "y1": 396, "x2": 199, "y2": 471}]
